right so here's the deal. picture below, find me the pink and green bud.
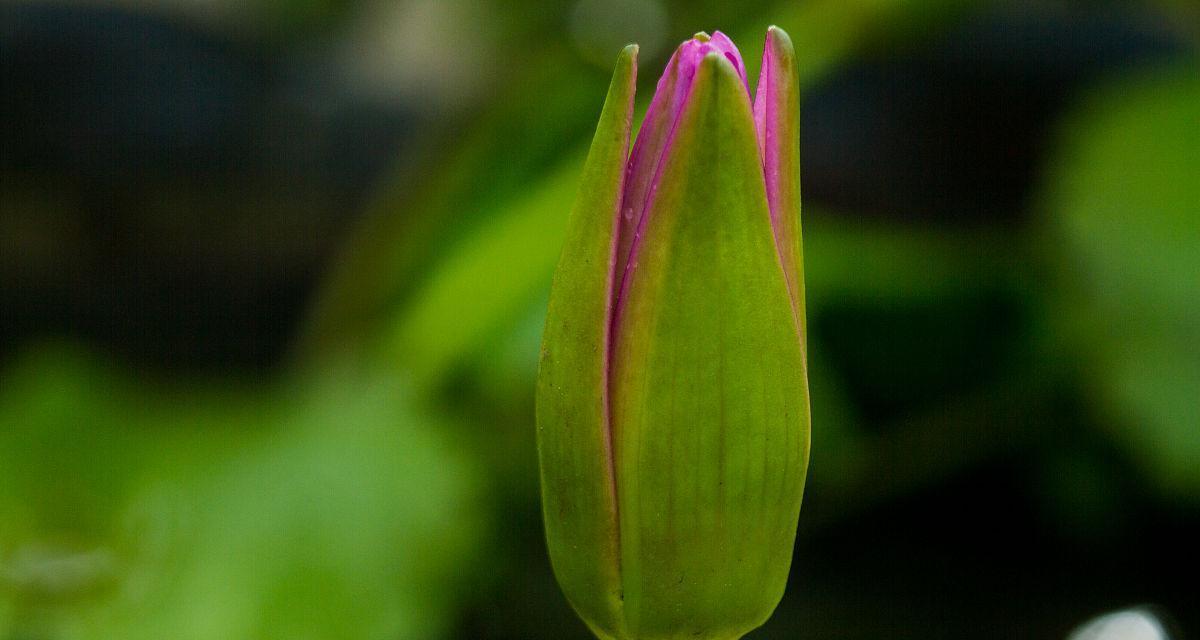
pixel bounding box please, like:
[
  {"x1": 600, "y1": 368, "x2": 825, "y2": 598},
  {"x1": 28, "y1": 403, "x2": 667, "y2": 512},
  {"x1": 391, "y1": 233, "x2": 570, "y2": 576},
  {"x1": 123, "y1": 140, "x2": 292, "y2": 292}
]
[{"x1": 537, "y1": 27, "x2": 810, "y2": 640}]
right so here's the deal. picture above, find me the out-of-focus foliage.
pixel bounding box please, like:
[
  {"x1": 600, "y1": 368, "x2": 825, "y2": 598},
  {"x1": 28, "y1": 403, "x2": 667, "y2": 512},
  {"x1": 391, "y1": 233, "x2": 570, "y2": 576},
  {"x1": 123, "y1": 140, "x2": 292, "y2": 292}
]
[
  {"x1": 0, "y1": 347, "x2": 484, "y2": 640},
  {"x1": 1046, "y1": 64, "x2": 1200, "y2": 500},
  {"x1": 2, "y1": 0, "x2": 1198, "y2": 638}
]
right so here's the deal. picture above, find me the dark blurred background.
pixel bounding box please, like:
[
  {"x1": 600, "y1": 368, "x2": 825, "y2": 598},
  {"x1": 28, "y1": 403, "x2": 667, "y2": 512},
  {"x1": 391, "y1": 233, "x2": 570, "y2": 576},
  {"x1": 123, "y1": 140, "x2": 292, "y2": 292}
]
[{"x1": 1, "y1": 1, "x2": 1198, "y2": 638}]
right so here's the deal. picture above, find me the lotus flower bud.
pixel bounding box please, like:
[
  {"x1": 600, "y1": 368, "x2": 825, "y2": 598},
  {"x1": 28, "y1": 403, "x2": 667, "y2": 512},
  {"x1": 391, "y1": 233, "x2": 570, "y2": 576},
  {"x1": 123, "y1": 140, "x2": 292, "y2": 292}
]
[{"x1": 537, "y1": 28, "x2": 810, "y2": 640}]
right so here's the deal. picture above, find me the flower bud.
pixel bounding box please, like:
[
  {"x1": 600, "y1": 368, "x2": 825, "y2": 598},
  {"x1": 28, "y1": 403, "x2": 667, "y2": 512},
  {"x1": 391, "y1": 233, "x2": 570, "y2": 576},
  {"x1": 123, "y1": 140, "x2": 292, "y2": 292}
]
[{"x1": 537, "y1": 28, "x2": 810, "y2": 640}]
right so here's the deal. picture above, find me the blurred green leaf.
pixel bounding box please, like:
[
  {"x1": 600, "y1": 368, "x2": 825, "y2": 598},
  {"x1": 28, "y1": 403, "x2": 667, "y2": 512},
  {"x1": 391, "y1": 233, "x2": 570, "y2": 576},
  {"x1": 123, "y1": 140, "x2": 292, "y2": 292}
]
[
  {"x1": 1046, "y1": 63, "x2": 1200, "y2": 499},
  {"x1": 388, "y1": 158, "x2": 584, "y2": 388},
  {"x1": 803, "y1": 215, "x2": 1027, "y2": 304},
  {"x1": 0, "y1": 346, "x2": 485, "y2": 640},
  {"x1": 298, "y1": 60, "x2": 607, "y2": 362}
]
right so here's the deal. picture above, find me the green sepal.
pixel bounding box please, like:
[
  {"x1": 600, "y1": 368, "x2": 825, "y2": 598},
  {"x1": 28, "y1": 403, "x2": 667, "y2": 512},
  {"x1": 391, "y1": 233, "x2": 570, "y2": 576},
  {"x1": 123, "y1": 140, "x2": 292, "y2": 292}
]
[
  {"x1": 610, "y1": 52, "x2": 810, "y2": 639},
  {"x1": 536, "y1": 44, "x2": 637, "y2": 640},
  {"x1": 756, "y1": 25, "x2": 807, "y2": 348}
]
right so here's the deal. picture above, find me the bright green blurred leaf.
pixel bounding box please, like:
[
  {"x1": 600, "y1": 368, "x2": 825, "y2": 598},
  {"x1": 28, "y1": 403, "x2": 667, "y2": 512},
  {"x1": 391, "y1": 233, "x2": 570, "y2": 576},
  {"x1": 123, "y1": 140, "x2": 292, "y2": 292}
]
[
  {"x1": 1046, "y1": 63, "x2": 1200, "y2": 499},
  {"x1": 0, "y1": 346, "x2": 485, "y2": 640}
]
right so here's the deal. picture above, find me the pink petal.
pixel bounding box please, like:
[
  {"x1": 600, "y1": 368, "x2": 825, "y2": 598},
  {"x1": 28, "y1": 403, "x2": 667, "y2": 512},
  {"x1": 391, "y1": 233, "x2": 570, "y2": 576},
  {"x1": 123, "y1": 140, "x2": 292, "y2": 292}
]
[{"x1": 613, "y1": 32, "x2": 750, "y2": 303}]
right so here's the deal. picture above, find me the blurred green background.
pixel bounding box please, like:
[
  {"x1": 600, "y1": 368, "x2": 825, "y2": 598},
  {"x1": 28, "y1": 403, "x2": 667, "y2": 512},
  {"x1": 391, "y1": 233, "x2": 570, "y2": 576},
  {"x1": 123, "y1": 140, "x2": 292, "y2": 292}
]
[{"x1": 1, "y1": 0, "x2": 1197, "y2": 638}]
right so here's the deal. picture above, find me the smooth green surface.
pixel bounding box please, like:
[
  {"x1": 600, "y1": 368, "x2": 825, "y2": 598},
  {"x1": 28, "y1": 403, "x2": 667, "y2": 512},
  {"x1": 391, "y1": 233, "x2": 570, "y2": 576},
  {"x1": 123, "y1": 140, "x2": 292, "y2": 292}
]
[
  {"x1": 536, "y1": 44, "x2": 638, "y2": 639},
  {"x1": 610, "y1": 53, "x2": 809, "y2": 639}
]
